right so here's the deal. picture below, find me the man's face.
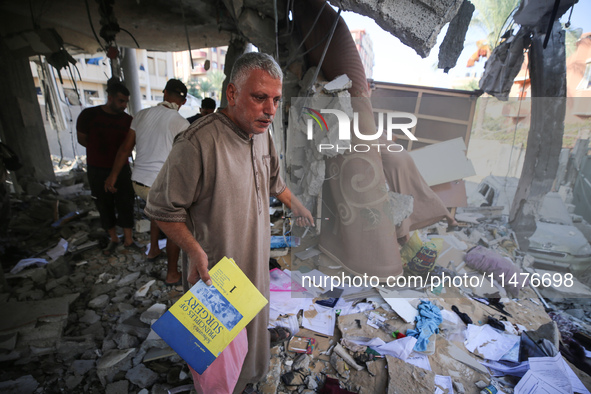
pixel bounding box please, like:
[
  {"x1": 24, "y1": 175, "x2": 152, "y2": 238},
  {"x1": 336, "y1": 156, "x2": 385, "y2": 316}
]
[
  {"x1": 226, "y1": 69, "x2": 282, "y2": 136},
  {"x1": 107, "y1": 92, "x2": 129, "y2": 114}
]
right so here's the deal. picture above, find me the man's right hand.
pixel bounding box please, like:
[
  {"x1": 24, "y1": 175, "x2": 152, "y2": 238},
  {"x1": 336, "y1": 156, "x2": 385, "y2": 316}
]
[
  {"x1": 188, "y1": 250, "x2": 212, "y2": 286},
  {"x1": 104, "y1": 174, "x2": 118, "y2": 193}
]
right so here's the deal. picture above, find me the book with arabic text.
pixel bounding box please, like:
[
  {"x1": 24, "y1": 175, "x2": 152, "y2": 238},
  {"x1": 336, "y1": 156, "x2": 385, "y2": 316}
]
[{"x1": 152, "y1": 256, "x2": 268, "y2": 373}]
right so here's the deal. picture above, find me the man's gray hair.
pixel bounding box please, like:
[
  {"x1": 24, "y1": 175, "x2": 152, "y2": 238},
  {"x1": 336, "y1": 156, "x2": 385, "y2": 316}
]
[{"x1": 229, "y1": 52, "x2": 283, "y2": 88}]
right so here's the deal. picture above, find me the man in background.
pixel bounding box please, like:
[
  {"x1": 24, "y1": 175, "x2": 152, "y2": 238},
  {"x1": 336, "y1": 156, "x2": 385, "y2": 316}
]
[
  {"x1": 187, "y1": 97, "x2": 216, "y2": 124},
  {"x1": 105, "y1": 79, "x2": 190, "y2": 285},
  {"x1": 77, "y1": 80, "x2": 137, "y2": 255}
]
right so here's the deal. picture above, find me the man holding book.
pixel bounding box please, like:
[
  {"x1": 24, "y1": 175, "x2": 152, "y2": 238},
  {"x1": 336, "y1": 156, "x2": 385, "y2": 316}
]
[{"x1": 145, "y1": 52, "x2": 313, "y2": 392}]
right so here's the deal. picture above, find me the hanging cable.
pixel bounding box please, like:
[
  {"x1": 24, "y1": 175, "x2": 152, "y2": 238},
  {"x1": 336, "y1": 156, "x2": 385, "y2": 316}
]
[
  {"x1": 274, "y1": 0, "x2": 280, "y2": 60},
  {"x1": 180, "y1": 0, "x2": 195, "y2": 69},
  {"x1": 305, "y1": 7, "x2": 342, "y2": 96},
  {"x1": 283, "y1": 1, "x2": 327, "y2": 69},
  {"x1": 503, "y1": 43, "x2": 531, "y2": 195},
  {"x1": 120, "y1": 28, "x2": 140, "y2": 48},
  {"x1": 85, "y1": 0, "x2": 106, "y2": 53}
]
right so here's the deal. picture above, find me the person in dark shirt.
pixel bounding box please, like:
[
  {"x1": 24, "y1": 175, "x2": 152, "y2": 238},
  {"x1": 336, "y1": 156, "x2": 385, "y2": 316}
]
[
  {"x1": 76, "y1": 80, "x2": 138, "y2": 255},
  {"x1": 186, "y1": 97, "x2": 216, "y2": 124}
]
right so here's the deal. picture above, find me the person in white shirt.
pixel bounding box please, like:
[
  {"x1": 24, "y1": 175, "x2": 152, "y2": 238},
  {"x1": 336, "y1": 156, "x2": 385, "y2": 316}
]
[{"x1": 105, "y1": 79, "x2": 190, "y2": 285}]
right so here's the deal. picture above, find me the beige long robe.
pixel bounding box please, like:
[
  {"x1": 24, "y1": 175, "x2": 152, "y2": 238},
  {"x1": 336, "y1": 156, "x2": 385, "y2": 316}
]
[
  {"x1": 145, "y1": 112, "x2": 286, "y2": 389},
  {"x1": 381, "y1": 149, "x2": 452, "y2": 239}
]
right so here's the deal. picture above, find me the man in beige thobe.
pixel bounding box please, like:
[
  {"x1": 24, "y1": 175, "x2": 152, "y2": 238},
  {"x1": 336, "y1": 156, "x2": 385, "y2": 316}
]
[{"x1": 144, "y1": 52, "x2": 313, "y2": 392}]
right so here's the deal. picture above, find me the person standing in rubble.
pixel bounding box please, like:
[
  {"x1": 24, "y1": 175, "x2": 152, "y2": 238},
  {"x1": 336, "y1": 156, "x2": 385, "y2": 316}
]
[
  {"x1": 104, "y1": 79, "x2": 190, "y2": 286},
  {"x1": 144, "y1": 52, "x2": 314, "y2": 393},
  {"x1": 76, "y1": 79, "x2": 138, "y2": 255}
]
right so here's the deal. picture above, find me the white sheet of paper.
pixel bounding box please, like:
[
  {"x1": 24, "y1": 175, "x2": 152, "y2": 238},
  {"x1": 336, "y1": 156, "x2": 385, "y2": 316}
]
[
  {"x1": 406, "y1": 354, "x2": 432, "y2": 371},
  {"x1": 349, "y1": 337, "x2": 387, "y2": 348},
  {"x1": 269, "y1": 291, "x2": 311, "y2": 317},
  {"x1": 145, "y1": 239, "x2": 167, "y2": 255},
  {"x1": 372, "y1": 336, "x2": 417, "y2": 361},
  {"x1": 377, "y1": 288, "x2": 418, "y2": 323},
  {"x1": 464, "y1": 324, "x2": 520, "y2": 361},
  {"x1": 514, "y1": 353, "x2": 590, "y2": 394},
  {"x1": 301, "y1": 304, "x2": 335, "y2": 336},
  {"x1": 47, "y1": 238, "x2": 68, "y2": 261},
  {"x1": 434, "y1": 375, "x2": 454, "y2": 394}
]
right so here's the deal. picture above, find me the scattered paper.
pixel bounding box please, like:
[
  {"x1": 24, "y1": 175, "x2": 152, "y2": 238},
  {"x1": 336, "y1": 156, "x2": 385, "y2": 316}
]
[
  {"x1": 269, "y1": 291, "x2": 311, "y2": 318},
  {"x1": 271, "y1": 314, "x2": 300, "y2": 337},
  {"x1": 10, "y1": 258, "x2": 49, "y2": 274},
  {"x1": 481, "y1": 360, "x2": 529, "y2": 377},
  {"x1": 348, "y1": 337, "x2": 387, "y2": 348},
  {"x1": 145, "y1": 239, "x2": 167, "y2": 255},
  {"x1": 371, "y1": 336, "x2": 417, "y2": 361},
  {"x1": 464, "y1": 324, "x2": 520, "y2": 361},
  {"x1": 406, "y1": 354, "x2": 432, "y2": 371},
  {"x1": 377, "y1": 288, "x2": 418, "y2": 323},
  {"x1": 515, "y1": 353, "x2": 590, "y2": 394},
  {"x1": 47, "y1": 238, "x2": 68, "y2": 261},
  {"x1": 366, "y1": 311, "x2": 386, "y2": 329},
  {"x1": 434, "y1": 375, "x2": 454, "y2": 394},
  {"x1": 302, "y1": 304, "x2": 335, "y2": 336}
]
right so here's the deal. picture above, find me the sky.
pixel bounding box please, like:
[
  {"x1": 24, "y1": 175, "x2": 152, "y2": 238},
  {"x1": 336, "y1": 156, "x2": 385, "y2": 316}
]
[{"x1": 340, "y1": 0, "x2": 591, "y2": 88}]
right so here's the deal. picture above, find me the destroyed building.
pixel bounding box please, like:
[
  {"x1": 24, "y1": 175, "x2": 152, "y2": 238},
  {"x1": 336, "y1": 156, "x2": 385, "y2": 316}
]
[{"x1": 1, "y1": 0, "x2": 591, "y2": 393}]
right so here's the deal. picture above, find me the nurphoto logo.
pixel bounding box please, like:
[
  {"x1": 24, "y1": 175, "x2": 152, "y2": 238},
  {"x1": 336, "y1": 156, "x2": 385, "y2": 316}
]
[{"x1": 304, "y1": 107, "x2": 418, "y2": 153}]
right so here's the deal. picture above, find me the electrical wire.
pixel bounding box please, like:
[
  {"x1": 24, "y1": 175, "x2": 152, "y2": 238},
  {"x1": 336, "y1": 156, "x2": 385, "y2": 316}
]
[
  {"x1": 180, "y1": 0, "x2": 195, "y2": 69},
  {"x1": 283, "y1": 1, "x2": 327, "y2": 70},
  {"x1": 85, "y1": 0, "x2": 107, "y2": 53},
  {"x1": 120, "y1": 28, "x2": 140, "y2": 48},
  {"x1": 274, "y1": 0, "x2": 279, "y2": 60}
]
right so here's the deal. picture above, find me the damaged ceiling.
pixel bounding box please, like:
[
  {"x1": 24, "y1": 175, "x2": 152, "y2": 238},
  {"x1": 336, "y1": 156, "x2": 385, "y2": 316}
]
[{"x1": 0, "y1": 0, "x2": 465, "y2": 58}]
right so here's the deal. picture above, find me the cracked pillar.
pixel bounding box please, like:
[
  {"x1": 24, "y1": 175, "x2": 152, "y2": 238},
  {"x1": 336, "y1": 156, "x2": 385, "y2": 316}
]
[
  {"x1": 0, "y1": 41, "x2": 54, "y2": 182},
  {"x1": 510, "y1": 21, "x2": 566, "y2": 249}
]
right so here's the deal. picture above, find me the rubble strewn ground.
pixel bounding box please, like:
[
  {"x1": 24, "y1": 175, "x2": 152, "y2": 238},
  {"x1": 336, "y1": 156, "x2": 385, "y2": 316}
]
[{"x1": 2, "y1": 161, "x2": 591, "y2": 393}]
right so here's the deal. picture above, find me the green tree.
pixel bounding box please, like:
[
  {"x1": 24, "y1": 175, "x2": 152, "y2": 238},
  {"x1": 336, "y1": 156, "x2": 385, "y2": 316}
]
[
  {"x1": 186, "y1": 78, "x2": 202, "y2": 99},
  {"x1": 198, "y1": 79, "x2": 215, "y2": 98},
  {"x1": 470, "y1": 0, "x2": 520, "y2": 49},
  {"x1": 208, "y1": 70, "x2": 226, "y2": 94}
]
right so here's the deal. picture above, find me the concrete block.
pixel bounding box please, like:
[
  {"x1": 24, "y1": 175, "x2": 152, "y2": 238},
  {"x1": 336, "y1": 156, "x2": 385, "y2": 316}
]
[
  {"x1": 47, "y1": 256, "x2": 71, "y2": 278},
  {"x1": 89, "y1": 294, "x2": 110, "y2": 309},
  {"x1": 332, "y1": 0, "x2": 463, "y2": 57},
  {"x1": 70, "y1": 359, "x2": 95, "y2": 376},
  {"x1": 139, "y1": 303, "x2": 167, "y2": 324},
  {"x1": 0, "y1": 375, "x2": 39, "y2": 393},
  {"x1": 113, "y1": 332, "x2": 139, "y2": 349},
  {"x1": 237, "y1": 8, "x2": 275, "y2": 54},
  {"x1": 117, "y1": 272, "x2": 141, "y2": 287},
  {"x1": 105, "y1": 380, "x2": 129, "y2": 394},
  {"x1": 125, "y1": 364, "x2": 158, "y2": 388},
  {"x1": 96, "y1": 348, "x2": 136, "y2": 386},
  {"x1": 80, "y1": 310, "x2": 101, "y2": 325}
]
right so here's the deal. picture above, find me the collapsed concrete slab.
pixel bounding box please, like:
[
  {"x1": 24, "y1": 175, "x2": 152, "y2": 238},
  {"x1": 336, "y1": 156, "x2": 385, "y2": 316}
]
[{"x1": 331, "y1": 0, "x2": 464, "y2": 57}]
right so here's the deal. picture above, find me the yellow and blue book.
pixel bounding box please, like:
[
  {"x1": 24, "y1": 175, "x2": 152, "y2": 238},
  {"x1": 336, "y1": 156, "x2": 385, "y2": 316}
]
[{"x1": 152, "y1": 256, "x2": 268, "y2": 374}]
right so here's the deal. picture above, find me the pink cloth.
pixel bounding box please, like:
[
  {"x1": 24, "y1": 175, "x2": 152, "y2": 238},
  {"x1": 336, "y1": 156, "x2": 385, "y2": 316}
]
[{"x1": 189, "y1": 328, "x2": 249, "y2": 394}]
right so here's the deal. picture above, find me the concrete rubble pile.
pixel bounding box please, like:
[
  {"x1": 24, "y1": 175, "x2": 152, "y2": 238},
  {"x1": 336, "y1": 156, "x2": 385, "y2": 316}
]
[
  {"x1": 1, "y1": 160, "x2": 591, "y2": 394},
  {"x1": 0, "y1": 160, "x2": 195, "y2": 394}
]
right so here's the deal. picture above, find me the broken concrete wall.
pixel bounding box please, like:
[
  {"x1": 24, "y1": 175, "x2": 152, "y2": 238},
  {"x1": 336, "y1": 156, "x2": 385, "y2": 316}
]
[{"x1": 331, "y1": 0, "x2": 464, "y2": 58}]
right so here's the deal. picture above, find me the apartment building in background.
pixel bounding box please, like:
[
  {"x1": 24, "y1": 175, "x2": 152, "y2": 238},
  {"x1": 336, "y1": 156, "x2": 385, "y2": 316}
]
[
  {"x1": 173, "y1": 47, "x2": 228, "y2": 84},
  {"x1": 351, "y1": 29, "x2": 375, "y2": 79}
]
